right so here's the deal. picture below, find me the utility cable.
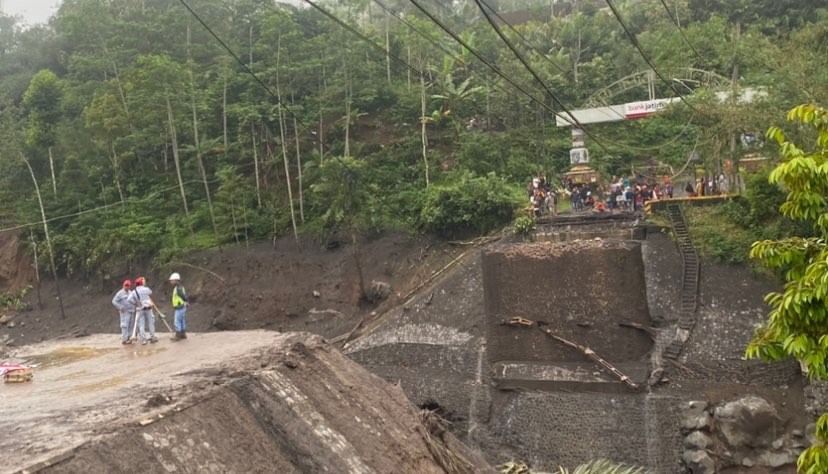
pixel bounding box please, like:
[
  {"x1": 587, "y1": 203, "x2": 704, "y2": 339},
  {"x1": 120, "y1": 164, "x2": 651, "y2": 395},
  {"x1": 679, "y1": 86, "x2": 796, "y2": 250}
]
[
  {"x1": 302, "y1": 0, "x2": 446, "y2": 94},
  {"x1": 603, "y1": 0, "x2": 699, "y2": 114},
  {"x1": 0, "y1": 177, "x2": 230, "y2": 235},
  {"x1": 177, "y1": 0, "x2": 315, "y2": 143},
  {"x1": 467, "y1": 0, "x2": 627, "y2": 164},
  {"x1": 371, "y1": 0, "x2": 466, "y2": 67},
  {"x1": 657, "y1": 0, "x2": 703, "y2": 63},
  {"x1": 476, "y1": 0, "x2": 569, "y2": 77},
  {"x1": 408, "y1": 0, "x2": 578, "y2": 127}
]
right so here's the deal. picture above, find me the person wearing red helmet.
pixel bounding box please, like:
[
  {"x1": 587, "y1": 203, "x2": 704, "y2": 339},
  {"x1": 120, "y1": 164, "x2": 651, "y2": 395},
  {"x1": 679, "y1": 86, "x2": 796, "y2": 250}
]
[
  {"x1": 111, "y1": 279, "x2": 136, "y2": 345},
  {"x1": 128, "y1": 276, "x2": 158, "y2": 344}
]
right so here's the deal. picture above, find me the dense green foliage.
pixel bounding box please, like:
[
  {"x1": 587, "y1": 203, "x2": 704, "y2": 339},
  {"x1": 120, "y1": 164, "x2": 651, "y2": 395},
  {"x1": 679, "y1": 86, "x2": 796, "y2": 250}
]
[
  {"x1": 745, "y1": 105, "x2": 828, "y2": 473},
  {"x1": 0, "y1": 0, "x2": 826, "y2": 274},
  {"x1": 420, "y1": 172, "x2": 523, "y2": 238}
]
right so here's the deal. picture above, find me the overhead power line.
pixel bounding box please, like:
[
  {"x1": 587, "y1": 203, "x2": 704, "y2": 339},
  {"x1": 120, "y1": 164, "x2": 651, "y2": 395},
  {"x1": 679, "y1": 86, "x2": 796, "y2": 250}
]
[
  {"x1": 476, "y1": 0, "x2": 569, "y2": 77},
  {"x1": 176, "y1": 0, "x2": 313, "y2": 143},
  {"x1": 407, "y1": 0, "x2": 577, "y2": 126},
  {"x1": 657, "y1": 0, "x2": 703, "y2": 62},
  {"x1": 603, "y1": 0, "x2": 699, "y2": 114},
  {"x1": 467, "y1": 0, "x2": 625, "y2": 163},
  {"x1": 301, "y1": 0, "x2": 442, "y2": 88}
]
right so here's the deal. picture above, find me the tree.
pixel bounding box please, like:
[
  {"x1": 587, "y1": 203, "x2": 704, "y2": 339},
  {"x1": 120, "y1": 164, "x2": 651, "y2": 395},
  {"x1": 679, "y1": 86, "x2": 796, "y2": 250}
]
[
  {"x1": 310, "y1": 157, "x2": 378, "y2": 299},
  {"x1": 23, "y1": 69, "x2": 64, "y2": 197},
  {"x1": 746, "y1": 104, "x2": 828, "y2": 474}
]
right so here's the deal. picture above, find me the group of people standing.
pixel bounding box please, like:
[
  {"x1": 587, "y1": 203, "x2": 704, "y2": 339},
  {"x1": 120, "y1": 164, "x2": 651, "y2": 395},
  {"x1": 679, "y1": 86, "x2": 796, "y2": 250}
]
[
  {"x1": 528, "y1": 176, "x2": 558, "y2": 217},
  {"x1": 606, "y1": 176, "x2": 674, "y2": 212},
  {"x1": 111, "y1": 273, "x2": 189, "y2": 345},
  {"x1": 685, "y1": 174, "x2": 729, "y2": 197}
]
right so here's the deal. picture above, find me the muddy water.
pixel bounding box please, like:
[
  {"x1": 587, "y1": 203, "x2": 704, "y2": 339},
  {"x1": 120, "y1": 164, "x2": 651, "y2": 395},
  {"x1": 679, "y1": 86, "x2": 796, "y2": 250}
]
[{"x1": 23, "y1": 347, "x2": 118, "y2": 369}]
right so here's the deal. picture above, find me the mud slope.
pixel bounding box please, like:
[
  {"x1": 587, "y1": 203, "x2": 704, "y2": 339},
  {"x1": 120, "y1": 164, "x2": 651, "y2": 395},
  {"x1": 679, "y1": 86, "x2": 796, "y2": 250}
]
[
  {"x1": 0, "y1": 231, "x2": 460, "y2": 347},
  {"x1": 1, "y1": 331, "x2": 491, "y2": 474}
]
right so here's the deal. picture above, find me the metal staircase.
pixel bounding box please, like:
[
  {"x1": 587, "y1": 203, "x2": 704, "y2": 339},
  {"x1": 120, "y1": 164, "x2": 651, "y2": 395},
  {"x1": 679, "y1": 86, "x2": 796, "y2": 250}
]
[{"x1": 663, "y1": 203, "x2": 700, "y2": 360}]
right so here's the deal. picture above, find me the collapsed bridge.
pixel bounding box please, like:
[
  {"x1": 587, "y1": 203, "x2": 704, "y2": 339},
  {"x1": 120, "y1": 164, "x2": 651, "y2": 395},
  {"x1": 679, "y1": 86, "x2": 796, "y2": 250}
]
[{"x1": 346, "y1": 211, "x2": 810, "y2": 473}]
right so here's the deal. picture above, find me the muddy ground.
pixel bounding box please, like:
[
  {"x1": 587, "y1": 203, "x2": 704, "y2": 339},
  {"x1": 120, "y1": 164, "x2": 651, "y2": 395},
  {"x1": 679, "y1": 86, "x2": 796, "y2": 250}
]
[
  {"x1": 0, "y1": 331, "x2": 492, "y2": 473},
  {"x1": 0, "y1": 231, "x2": 465, "y2": 348}
]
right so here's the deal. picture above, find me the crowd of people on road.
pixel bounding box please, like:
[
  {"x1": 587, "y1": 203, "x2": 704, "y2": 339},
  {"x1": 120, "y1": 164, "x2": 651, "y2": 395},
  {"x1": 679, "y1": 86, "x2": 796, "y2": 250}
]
[
  {"x1": 112, "y1": 273, "x2": 188, "y2": 346},
  {"x1": 527, "y1": 173, "x2": 691, "y2": 216}
]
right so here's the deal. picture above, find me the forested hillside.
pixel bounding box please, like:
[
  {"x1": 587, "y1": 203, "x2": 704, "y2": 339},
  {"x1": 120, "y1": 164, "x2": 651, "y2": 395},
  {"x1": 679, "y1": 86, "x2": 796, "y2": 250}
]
[{"x1": 0, "y1": 0, "x2": 825, "y2": 278}]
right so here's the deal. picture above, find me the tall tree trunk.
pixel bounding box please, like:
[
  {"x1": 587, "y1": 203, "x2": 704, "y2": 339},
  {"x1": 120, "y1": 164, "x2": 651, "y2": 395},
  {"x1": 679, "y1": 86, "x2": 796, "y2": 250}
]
[
  {"x1": 249, "y1": 24, "x2": 254, "y2": 66},
  {"x1": 276, "y1": 35, "x2": 300, "y2": 245},
  {"x1": 29, "y1": 228, "x2": 43, "y2": 309},
  {"x1": 319, "y1": 95, "x2": 325, "y2": 163},
  {"x1": 188, "y1": 24, "x2": 220, "y2": 245},
  {"x1": 242, "y1": 198, "x2": 250, "y2": 248},
  {"x1": 110, "y1": 143, "x2": 125, "y2": 205},
  {"x1": 344, "y1": 62, "x2": 352, "y2": 158},
  {"x1": 352, "y1": 230, "x2": 366, "y2": 300},
  {"x1": 251, "y1": 122, "x2": 262, "y2": 207},
  {"x1": 230, "y1": 193, "x2": 239, "y2": 245},
  {"x1": 48, "y1": 146, "x2": 57, "y2": 197},
  {"x1": 407, "y1": 47, "x2": 412, "y2": 91},
  {"x1": 166, "y1": 95, "x2": 193, "y2": 235},
  {"x1": 292, "y1": 94, "x2": 305, "y2": 224},
  {"x1": 23, "y1": 157, "x2": 65, "y2": 319},
  {"x1": 162, "y1": 139, "x2": 169, "y2": 171},
  {"x1": 485, "y1": 82, "x2": 491, "y2": 129},
  {"x1": 730, "y1": 21, "x2": 742, "y2": 193},
  {"x1": 106, "y1": 52, "x2": 134, "y2": 133},
  {"x1": 385, "y1": 10, "x2": 392, "y2": 83},
  {"x1": 420, "y1": 75, "x2": 429, "y2": 187},
  {"x1": 321, "y1": 52, "x2": 328, "y2": 92},
  {"x1": 222, "y1": 67, "x2": 228, "y2": 162}
]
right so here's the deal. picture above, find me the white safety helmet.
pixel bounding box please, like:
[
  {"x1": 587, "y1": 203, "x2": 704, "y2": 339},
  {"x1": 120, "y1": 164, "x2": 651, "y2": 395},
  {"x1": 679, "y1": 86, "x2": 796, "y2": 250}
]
[{"x1": 169, "y1": 272, "x2": 181, "y2": 281}]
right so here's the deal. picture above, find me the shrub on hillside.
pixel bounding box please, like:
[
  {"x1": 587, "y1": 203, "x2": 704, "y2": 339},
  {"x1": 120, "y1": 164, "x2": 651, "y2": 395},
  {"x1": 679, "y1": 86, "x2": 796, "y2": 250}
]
[{"x1": 419, "y1": 173, "x2": 523, "y2": 238}]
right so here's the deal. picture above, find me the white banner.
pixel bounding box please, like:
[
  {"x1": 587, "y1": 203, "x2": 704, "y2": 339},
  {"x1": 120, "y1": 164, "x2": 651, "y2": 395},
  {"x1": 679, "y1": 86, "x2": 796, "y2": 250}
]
[{"x1": 624, "y1": 98, "x2": 678, "y2": 119}]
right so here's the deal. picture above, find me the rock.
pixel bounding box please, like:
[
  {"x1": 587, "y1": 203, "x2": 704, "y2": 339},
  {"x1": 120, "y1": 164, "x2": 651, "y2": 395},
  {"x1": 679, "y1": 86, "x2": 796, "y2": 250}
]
[
  {"x1": 792, "y1": 438, "x2": 808, "y2": 449},
  {"x1": 689, "y1": 400, "x2": 708, "y2": 413},
  {"x1": 366, "y1": 281, "x2": 391, "y2": 303},
  {"x1": 312, "y1": 290, "x2": 321, "y2": 298},
  {"x1": 20, "y1": 321, "x2": 25, "y2": 327},
  {"x1": 772, "y1": 438, "x2": 784, "y2": 450},
  {"x1": 683, "y1": 450, "x2": 715, "y2": 474},
  {"x1": 682, "y1": 411, "x2": 714, "y2": 431},
  {"x1": 742, "y1": 457, "x2": 755, "y2": 467},
  {"x1": 7, "y1": 321, "x2": 14, "y2": 328},
  {"x1": 0, "y1": 314, "x2": 11, "y2": 325},
  {"x1": 792, "y1": 429, "x2": 804, "y2": 438},
  {"x1": 806, "y1": 423, "x2": 817, "y2": 445},
  {"x1": 684, "y1": 431, "x2": 713, "y2": 450},
  {"x1": 648, "y1": 367, "x2": 665, "y2": 386},
  {"x1": 714, "y1": 396, "x2": 782, "y2": 448},
  {"x1": 756, "y1": 450, "x2": 797, "y2": 468}
]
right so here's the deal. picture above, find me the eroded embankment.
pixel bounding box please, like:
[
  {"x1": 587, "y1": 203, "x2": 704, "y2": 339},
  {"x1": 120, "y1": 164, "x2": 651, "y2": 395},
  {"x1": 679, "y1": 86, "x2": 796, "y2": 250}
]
[{"x1": 2, "y1": 332, "x2": 491, "y2": 474}]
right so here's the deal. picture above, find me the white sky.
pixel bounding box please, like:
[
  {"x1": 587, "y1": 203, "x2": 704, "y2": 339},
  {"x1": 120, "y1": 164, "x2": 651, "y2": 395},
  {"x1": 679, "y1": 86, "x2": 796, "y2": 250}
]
[{"x1": 2, "y1": 0, "x2": 62, "y2": 26}]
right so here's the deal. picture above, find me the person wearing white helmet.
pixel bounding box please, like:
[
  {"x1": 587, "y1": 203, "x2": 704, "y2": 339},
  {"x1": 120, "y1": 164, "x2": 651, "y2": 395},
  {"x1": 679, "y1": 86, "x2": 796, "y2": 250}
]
[{"x1": 169, "y1": 272, "x2": 189, "y2": 341}]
